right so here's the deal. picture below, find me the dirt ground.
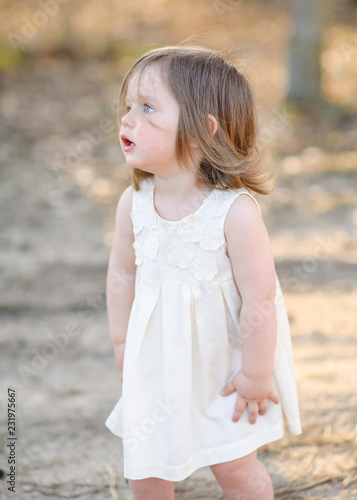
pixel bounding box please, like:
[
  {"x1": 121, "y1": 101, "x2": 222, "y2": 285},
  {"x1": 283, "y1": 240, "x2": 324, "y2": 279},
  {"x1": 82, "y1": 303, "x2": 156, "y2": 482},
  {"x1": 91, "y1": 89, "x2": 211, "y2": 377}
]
[{"x1": 1, "y1": 50, "x2": 357, "y2": 500}]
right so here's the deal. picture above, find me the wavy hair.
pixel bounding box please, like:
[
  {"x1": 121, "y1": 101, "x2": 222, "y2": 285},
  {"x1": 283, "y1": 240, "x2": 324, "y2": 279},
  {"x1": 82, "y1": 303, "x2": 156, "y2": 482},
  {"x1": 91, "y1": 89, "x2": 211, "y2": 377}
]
[{"x1": 118, "y1": 46, "x2": 277, "y2": 195}]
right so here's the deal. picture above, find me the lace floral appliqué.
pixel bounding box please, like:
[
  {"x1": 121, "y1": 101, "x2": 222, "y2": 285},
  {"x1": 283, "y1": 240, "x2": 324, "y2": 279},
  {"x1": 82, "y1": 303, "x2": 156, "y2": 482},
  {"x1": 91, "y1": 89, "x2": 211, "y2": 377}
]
[
  {"x1": 131, "y1": 178, "x2": 234, "y2": 281},
  {"x1": 176, "y1": 213, "x2": 226, "y2": 251},
  {"x1": 166, "y1": 241, "x2": 219, "y2": 281},
  {"x1": 133, "y1": 230, "x2": 160, "y2": 266},
  {"x1": 188, "y1": 251, "x2": 218, "y2": 280},
  {"x1": 166, "y1": 242, "x2": 195, "y2": 269}
]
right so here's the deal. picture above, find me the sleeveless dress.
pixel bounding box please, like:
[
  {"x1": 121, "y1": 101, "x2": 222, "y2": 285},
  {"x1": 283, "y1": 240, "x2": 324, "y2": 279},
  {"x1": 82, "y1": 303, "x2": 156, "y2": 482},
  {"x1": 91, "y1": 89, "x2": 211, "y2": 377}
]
[{"x1": 105, "y1": 176, "x2": 302, "y2": 481}]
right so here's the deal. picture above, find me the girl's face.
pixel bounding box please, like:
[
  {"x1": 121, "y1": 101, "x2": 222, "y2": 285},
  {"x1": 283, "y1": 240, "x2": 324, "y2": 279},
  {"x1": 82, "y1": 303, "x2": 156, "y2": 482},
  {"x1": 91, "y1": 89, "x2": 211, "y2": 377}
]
[{"x1": 120, "y1": 65, "x2": 181, "y2": 177}]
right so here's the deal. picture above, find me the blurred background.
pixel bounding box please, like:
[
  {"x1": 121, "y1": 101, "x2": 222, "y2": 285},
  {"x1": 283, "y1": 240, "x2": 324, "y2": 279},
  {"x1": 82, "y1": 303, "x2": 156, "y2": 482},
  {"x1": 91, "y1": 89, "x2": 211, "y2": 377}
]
[{"x1": 0, "y1": 0, "x2": 357, "y2": 498}]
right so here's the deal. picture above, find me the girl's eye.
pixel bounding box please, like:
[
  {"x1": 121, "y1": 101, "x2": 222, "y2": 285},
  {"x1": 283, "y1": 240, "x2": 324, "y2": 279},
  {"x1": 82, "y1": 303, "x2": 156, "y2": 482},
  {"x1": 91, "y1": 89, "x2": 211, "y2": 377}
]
[
  {"x1": 125, "y1": 105, "x2": 131, "y2": 113},
  {"x1": 144, "y1": 104, "x2": 154, "y2": 113}
]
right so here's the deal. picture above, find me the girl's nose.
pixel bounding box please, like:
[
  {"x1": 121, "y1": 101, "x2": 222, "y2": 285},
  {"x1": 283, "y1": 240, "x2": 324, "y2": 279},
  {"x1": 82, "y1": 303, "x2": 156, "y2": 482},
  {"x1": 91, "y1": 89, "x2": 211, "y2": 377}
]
[{"x1": 121, "y1": 109, "x2": 134, "y2": 128}]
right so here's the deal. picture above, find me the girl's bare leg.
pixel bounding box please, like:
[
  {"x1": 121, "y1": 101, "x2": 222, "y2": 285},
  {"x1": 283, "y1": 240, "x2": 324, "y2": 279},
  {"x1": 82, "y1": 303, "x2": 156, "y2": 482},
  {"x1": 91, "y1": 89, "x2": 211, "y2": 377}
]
[
  {"x1": 210, "y1": 451, "x2": 274, "y2": 500},
  {"x1": 128, "y1": 477, "x2": 175, "y2": 500}
]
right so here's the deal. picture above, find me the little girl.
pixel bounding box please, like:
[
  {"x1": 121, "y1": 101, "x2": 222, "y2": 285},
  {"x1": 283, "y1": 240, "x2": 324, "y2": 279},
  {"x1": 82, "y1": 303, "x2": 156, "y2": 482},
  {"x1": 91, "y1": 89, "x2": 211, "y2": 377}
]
[{"x1": 105, "y1": 46, "x2": 301, "y2": 500}]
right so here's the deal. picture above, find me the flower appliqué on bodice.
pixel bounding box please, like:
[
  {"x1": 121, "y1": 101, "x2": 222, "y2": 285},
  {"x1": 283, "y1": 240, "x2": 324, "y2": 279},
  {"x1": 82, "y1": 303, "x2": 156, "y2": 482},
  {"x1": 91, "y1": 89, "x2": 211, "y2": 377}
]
[{"x1": 131, "y1": 179, "x2": 234, "y2": 281}]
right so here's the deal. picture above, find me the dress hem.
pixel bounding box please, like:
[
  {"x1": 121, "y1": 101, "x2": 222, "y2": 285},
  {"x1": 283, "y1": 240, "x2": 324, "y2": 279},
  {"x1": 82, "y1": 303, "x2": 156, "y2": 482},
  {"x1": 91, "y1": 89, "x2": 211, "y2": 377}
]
[{"x1": 121, "y1": 423, "x2": 285, "y2": 482}]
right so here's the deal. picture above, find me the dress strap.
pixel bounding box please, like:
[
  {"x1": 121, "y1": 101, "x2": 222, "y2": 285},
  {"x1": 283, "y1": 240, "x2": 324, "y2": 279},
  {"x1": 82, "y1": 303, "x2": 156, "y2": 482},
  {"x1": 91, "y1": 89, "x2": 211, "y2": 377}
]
[
  {"x1": 224, "y1": 189, "x2": 262, "y2": 217},
  {"x1": 130, "y1": 177, "x2": 157, "y2": 238},
  {"x1": 203, "y1": 187, "x2": 262, "y2": 223}
]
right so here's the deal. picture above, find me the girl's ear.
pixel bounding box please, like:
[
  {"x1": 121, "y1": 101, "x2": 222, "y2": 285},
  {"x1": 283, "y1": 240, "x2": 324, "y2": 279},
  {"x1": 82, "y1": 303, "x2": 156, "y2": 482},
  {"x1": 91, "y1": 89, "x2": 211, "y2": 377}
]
[
  {"x1": 190, "y1": 114, "x2": 218, "y2": 149},
  {"x1": 208, "y1": 114, "x2": 218, "y2": 136}
]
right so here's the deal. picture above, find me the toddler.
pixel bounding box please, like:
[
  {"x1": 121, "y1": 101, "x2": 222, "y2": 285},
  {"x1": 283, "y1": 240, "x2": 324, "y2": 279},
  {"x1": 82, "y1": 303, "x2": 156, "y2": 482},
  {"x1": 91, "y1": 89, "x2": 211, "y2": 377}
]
[{"x1": 105, "y1": 46, "x2": 301, "y2": 500}]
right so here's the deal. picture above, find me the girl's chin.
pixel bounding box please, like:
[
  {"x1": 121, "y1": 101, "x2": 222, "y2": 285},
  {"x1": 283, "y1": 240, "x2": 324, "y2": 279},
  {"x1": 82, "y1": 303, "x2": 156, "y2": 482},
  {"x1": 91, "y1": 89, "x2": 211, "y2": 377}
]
[{"x1": 128, "y1": 163, "x2": 156, "y2": 174}]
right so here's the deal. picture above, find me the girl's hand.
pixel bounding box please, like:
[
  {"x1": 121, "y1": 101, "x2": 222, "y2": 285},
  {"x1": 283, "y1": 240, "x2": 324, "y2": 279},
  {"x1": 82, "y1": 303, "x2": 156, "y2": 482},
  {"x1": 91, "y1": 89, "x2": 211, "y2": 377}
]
[{"x1": 220, "y1": 370, "x2": 279, "y2": 424}]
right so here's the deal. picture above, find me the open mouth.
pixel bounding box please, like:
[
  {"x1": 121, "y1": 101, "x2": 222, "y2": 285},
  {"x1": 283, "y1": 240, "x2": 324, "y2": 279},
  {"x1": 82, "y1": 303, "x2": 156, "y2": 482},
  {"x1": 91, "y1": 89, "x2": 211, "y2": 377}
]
[{"x1": 120, "y1": 134, "x2": 135, "y2": 152}]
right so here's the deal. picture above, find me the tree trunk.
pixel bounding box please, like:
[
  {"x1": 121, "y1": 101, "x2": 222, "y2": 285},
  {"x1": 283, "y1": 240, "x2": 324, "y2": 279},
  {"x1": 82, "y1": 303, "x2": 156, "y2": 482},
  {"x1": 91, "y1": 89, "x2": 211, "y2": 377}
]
[{"x1": 287, "y1": 0, "x2": 332, "y2": 110}]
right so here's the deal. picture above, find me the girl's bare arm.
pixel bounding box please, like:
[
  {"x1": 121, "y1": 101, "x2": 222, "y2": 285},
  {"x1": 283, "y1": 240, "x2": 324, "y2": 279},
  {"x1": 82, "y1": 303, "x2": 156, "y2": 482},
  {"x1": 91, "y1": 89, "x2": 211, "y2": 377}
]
[
  {"x1": 222, "y1": 194, "x2": 279, "y2": 424},
  {"x1": 106, "y1": 186, "x2": 136, "y2": 382}
]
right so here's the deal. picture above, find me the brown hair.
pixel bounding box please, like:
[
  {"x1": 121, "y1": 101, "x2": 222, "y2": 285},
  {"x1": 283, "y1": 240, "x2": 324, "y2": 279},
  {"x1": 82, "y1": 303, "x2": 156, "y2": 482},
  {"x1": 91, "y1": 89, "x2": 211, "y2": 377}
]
[{"x1": 119, "y1": 46, "x2": 277, "y2": 195}]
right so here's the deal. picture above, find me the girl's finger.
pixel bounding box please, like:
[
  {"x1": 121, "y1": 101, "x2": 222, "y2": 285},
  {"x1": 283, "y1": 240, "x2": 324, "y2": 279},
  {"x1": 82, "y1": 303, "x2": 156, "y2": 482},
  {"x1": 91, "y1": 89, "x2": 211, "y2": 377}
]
[
  {"x1": 247, "y1": 401, "x2": 259, "y2": 424},
  {"x1": 270, "y1": 390, "x2": 280, "y2": 405},
  {"x1": 220, "y1": 381, "x2": 236, "y2": 396},
  {"x1": 258, "y1": 399, "x2": 268, "y2": 415},
  {"x1": 232, "y1": 396, "x2": 246, "y2": 422}
]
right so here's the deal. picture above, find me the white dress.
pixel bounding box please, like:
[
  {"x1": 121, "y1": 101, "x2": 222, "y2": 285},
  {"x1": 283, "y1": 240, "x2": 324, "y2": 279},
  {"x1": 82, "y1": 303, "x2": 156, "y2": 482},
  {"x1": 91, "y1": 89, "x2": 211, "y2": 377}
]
[{"x1": 105, "y1": 177, "x2": 302, "y2": 481}]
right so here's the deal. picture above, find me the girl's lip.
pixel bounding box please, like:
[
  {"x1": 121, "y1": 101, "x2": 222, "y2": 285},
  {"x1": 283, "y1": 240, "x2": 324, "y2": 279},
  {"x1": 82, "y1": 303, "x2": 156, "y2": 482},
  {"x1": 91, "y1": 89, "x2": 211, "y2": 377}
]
[{"x1": 120, "y1": 134, "x2": 135, "y2": 152}]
